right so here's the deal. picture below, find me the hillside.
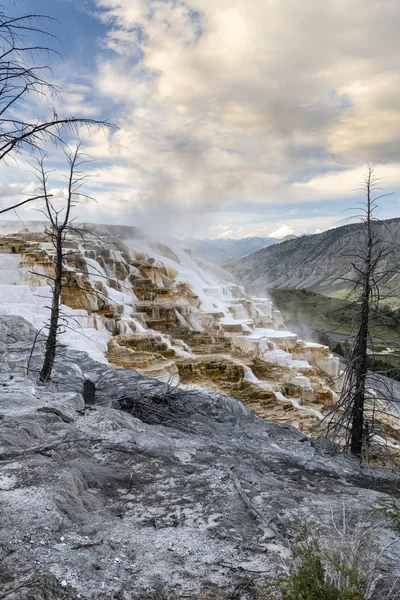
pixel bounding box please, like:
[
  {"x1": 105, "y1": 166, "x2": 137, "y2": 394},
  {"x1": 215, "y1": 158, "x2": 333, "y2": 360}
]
[
  {"x1": 184, "y1": 236, "x2": 277, "y2": 264},
  {"x1": 268, "y1": 288, "x2": 400, "y2": 347},
  {"x1": 0, "y1": 228, "x2": 399, "y2": 597},
  {"x1": 227, "y1": 218, "x2": 400, "y2": 301},
  {"x1": 0, "y1": 220, "x2": 399, "y2": 450}
]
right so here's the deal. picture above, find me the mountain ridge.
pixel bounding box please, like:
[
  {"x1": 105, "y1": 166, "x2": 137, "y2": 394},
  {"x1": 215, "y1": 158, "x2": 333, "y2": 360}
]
[
  {"x1": 183, "y1": 235, "x2": 278, "y2": 264},
  {"x1": 227, "y1": 217, "x2": 400, "y2": 300}
]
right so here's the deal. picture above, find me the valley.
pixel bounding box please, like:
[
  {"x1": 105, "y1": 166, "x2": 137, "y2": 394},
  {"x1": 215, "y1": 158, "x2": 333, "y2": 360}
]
[
  {"x1": 268, "y1": 288, "x2": 400, "y2": 348},
  {"x1": 227, "y1": 218, "x2": 400, "y2": 302},
  {"x1": 1, "y1": 221, "x2": 399, "y2": 448}
]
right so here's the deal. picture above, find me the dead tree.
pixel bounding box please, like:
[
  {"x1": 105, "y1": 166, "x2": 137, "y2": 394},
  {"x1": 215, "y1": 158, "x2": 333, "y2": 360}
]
[
  {"x1": 33, "y1": 147, "x2": 129, "y2": 382},
  {"x1": 324, "y1": 166, "x2": 398, "y2": 459},
  {"x1": 0, "y1": 3, "x2": 111, "y2": 215},
  {"x1": 348, "y1": 167, "x2": 375, "y2": 456},
  {"x1": 36, "y1": 145, "x2": 90, "y2": 382}
]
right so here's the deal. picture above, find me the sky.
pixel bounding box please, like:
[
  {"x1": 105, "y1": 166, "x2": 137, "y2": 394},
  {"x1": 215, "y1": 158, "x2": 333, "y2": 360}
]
[{"x1": 2, "y1": 0, "x2": 400, "y2": 239}]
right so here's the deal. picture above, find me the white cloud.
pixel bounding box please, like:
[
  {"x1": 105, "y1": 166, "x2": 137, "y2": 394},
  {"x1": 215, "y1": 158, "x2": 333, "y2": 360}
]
[
  {"x1": 197, "y1": 213, "x2": 340, "y2": 240},
  {"x1": 291, "y1": 163, "x2": 400, "y2": 200},
  {"x1": 0, "y1": 182, "x2": 37, "y2": 199},
  {"x1": 269, "y1": 224, "x2": 295, "y2": 239},
  {"x1": 5, "y1": 0, "x2": 400, "y2": 237},
  {"x1": 86, "y1": 0, "x2": 400, "y2": 234}
]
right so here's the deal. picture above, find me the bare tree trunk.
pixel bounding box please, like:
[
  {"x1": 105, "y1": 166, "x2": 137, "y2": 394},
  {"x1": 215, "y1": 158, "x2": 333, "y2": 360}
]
[
  {"x1": 36, "y1": 146, "x2": 92, "y2": 383},
  {"x1": 39, "y1": 230, "x2": 63, "y2": 382},
  {"x1": 350, "y1": 293, "x2": 369, "y2": 455},
  {"x1": 321, "y1": 166, "x2": 398, "y2": 459},
  {"x1": 350, "y1": 172, "x2": 373, "y2": 456}
]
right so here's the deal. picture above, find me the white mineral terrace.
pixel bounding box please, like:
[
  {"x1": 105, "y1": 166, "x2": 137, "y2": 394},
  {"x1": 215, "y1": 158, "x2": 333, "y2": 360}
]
[{"x1": 0, "y1": 224, "x2": 340, "y2": 383}]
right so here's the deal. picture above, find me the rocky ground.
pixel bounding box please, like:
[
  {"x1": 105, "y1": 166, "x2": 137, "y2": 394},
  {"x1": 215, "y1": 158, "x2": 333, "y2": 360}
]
[{"x1": 0, "y1": 316, "x2": 400, "y2": 599}]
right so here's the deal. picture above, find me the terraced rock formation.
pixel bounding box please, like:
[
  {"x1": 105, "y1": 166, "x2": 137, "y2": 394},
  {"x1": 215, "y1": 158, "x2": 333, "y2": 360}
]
[{"x1": 0, "y1": 221, "x2": 350, "y2": 436}]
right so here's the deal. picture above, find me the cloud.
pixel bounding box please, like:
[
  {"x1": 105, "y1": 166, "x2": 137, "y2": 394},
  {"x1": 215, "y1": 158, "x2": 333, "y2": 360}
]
[
  {"x1": 0, "y1": 183, "x2": 37, "y2": 199},
  {"x1": 269, "y1": 224, "x2": 295, "y2": 239},
  {"x1": 291, "y1": 163, "x2": 400, "y2": 200},
  {"x1": 4, "y1": 0, "x2": 400, "y2": 237},
  {"x1": 205, "y1": 213, "x2": 340, "y2": 240},
  {"x1": 85, "y1": 0, "x2": 400, "y2": 234}
]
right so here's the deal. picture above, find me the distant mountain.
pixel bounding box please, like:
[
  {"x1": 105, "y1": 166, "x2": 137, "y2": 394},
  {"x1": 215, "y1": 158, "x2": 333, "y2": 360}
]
[
  {"x1": 277, "y1": 234, "x2": 298, "y2": 244},
  {"x1": 227, "y1": 218, "x2": 400, "y2": 299},
  {"x1": 184, "y1": 236, "x2": 278, "y2": 264}
]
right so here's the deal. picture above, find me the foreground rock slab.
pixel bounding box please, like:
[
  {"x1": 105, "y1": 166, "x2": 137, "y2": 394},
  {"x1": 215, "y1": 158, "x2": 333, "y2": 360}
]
[{"x1": 0, "y1": 317, "x2": 399, "y2": 599}]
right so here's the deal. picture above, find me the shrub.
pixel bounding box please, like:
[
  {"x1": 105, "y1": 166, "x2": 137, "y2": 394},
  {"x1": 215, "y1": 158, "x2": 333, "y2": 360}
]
[
  {"x1": 281, "y1": 524, "x2": 364, "y2": 600},
  {"x1": 369, "y1": 498, "x2": 400, "y2": 534},
  {"x1": 274, "y1": 511, "x2": 399, "y2": 600}
]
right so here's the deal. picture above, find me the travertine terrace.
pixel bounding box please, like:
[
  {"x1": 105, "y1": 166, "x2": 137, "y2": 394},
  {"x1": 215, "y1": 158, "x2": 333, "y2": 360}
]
[{"x1": 0, "y1": 222, "x2": 341, "y2": 434}]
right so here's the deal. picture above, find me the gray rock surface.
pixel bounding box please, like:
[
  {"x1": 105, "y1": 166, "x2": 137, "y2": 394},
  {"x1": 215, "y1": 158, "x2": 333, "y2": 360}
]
[{"x1": 0, "y1": 316, "x2": 399, "y2": 599}]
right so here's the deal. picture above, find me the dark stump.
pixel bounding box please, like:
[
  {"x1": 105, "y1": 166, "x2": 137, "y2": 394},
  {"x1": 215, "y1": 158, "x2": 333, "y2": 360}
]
[{"x1": 83, "y1": 379, "x2": 96, "y2": 406}]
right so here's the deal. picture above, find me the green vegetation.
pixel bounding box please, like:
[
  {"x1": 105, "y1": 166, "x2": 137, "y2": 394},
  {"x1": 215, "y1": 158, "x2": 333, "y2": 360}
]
[
  {"x1": 370, "y1": 498, "x2": 400, "y2": 534},
  {"x1": 281, "y1": 525, "x2": 368, "y2": 600},
  {"x1": 255, "y1": 515, "x2": 399, "y2": 600},
  {"x1": 145, "y1": 513, "x2": 400, "y2": 599},
  {"x1": 268, "y1": 288, "x2": 400, "y2": 346},
  {"x1": 268, "y1": 288, "x2": 400, "y2": 380}
]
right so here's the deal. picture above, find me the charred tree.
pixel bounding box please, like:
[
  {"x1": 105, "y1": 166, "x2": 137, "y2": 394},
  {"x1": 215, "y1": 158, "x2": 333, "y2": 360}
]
[
  {"x1": 39, "y1": 227, "x2": 63, "y2": 383},
  {"x1": 37, "y1": 146, "x2": 87, "y2": 382},
  {"x1": 324, "y1": 166, "x2": 399, "y2": 460},
  {"x1": 348, "y1": 167, "x2": 374, "y2": 457},
  {"x1": 33, "y1": 147, "x2": 126, "y2": 383}
]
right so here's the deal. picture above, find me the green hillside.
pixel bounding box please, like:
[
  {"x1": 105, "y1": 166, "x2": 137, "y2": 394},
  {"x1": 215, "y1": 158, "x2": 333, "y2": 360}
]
[{"x1": 268, "y1": 288, "x2": 400, "y2": 348}]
